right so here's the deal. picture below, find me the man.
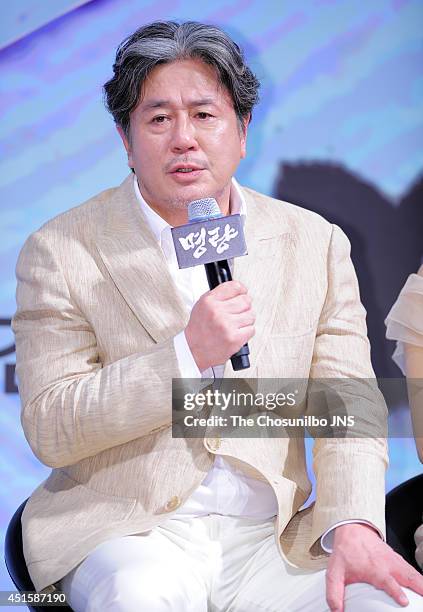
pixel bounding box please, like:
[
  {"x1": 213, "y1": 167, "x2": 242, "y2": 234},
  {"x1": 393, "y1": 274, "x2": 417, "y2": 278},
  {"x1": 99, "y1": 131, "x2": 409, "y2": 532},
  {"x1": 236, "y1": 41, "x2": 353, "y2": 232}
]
[{"x1": 12, "y1": 21, "x2": 423, "y2": 611}]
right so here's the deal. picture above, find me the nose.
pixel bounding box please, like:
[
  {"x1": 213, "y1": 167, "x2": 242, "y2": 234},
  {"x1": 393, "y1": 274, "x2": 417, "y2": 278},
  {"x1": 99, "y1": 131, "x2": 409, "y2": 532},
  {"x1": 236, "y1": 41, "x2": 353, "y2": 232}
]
[{"x1": 170, "y1": 115, "x2": 198, "y2": 153}]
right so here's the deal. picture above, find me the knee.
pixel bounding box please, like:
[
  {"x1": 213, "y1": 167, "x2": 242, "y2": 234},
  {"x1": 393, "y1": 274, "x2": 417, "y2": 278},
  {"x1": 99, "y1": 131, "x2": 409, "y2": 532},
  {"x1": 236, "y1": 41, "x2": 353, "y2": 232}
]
[
  {"x1": 401, "y1": 587, "x2": 423, "y2": 610},
  {"x1": 345, "y1": 583, "x2": 423, "y2": 611}
]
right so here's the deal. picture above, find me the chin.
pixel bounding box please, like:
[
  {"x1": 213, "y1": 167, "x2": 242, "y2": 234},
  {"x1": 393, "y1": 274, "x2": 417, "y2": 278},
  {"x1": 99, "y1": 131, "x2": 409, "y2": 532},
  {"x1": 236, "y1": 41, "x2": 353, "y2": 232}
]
[{"x1": 173, "y1": 186, "x2": 212, "y2": 204}]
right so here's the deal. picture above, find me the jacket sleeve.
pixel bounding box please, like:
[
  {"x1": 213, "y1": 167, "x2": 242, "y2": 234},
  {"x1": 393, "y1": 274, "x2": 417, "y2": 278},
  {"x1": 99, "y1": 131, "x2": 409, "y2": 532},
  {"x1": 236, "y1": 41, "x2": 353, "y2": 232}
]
[
  {"x1": 308, "y1": 224, "x2": 389, "y2": 551},
  {"x1": 12, "y1": 230, "x2": 181, "y2": 468}
]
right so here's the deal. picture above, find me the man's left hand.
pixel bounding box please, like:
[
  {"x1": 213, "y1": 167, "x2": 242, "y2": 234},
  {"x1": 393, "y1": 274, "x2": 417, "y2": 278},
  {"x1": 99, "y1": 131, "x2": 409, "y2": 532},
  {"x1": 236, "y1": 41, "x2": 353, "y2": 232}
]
[{"x1": 326, "y1": 523, "x2": 423, "y2": 612}]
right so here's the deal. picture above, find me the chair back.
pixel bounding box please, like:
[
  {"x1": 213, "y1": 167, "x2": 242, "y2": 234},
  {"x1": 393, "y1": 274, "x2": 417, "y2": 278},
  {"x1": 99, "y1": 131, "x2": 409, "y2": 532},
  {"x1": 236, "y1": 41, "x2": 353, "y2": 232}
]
[
  {"x1": 386, "y1": 473, "x2": 423, "y2": 571},
  {"x1": 4, "y1": 498, "x2": 72, "y2": 611}
]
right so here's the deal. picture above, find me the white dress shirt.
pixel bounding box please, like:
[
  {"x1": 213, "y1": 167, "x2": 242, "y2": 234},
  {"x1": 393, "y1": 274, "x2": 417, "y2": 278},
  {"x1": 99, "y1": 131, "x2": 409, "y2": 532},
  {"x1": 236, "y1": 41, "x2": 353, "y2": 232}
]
[{"x1": 133, "y1": 175, "x2": 380, "y2": 552}]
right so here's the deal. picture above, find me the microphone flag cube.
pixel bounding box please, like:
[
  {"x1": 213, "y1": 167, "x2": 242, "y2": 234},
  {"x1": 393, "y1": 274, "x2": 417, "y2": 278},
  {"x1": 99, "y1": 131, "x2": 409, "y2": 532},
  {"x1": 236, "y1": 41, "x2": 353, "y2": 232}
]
[{"x1": 171, "y1": 214, "x2": 247, "y2": 269}]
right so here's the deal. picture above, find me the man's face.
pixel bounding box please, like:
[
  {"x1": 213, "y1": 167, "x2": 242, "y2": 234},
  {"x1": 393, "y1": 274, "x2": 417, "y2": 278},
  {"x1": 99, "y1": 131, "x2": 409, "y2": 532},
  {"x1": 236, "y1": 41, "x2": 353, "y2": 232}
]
[{"x1": 117, "y1": 58, "x2": 248, "y2": 226}]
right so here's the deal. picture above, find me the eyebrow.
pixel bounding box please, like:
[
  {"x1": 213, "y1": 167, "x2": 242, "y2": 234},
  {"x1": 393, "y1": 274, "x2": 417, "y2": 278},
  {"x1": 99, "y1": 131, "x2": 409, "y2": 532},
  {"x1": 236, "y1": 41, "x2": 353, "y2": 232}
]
[{"x1": 139, "y1": 98, "x2": 217, "y2": 111}]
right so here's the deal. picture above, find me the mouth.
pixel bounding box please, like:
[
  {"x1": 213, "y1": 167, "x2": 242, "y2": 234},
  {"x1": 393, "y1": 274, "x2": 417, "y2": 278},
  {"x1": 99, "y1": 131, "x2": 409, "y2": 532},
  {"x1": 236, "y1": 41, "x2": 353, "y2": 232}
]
[
  {"x1": 169, "y1": 165, "x2": 205, "y2": 181},
  {"x1": 169, "y1": 164, "x2": 204, "y2": 173},
  {"x1": 173, "y1": 168, "x2": 199, "y2": 174}
]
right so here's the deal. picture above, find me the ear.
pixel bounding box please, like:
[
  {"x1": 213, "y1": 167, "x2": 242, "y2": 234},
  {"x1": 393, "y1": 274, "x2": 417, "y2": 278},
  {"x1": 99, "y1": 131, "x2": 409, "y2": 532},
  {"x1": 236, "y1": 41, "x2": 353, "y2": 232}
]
[
  {"x1": 116, "y1": 125, "x2": 134, "y2": 169},
  {"x1": 240, "y1": 114, "x2": 250, "y2": 159}
]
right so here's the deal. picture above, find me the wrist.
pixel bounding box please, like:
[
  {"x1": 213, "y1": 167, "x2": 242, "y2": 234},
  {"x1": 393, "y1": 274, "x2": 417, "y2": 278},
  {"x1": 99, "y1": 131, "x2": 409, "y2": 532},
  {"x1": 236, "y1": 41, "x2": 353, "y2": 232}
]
[
  {"x1": 334, "y1": 522, "x2": 380, "y2": 542},
  {"x1": 184, "y1": 327, "x2": 208, "y2": 371}
]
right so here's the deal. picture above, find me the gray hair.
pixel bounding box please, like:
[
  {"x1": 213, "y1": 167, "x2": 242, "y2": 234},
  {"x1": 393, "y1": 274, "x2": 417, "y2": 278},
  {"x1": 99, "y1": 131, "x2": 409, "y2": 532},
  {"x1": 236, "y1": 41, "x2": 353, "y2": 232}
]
[{"x1": 103, "y1": 21, "x2": 260, "y2": 139}]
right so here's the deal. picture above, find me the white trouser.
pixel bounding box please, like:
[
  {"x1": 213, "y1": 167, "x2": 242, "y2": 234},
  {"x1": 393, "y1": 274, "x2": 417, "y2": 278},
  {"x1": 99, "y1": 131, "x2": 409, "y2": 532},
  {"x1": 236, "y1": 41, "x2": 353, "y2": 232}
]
[{"x1": 60, "y1": 515, "x2": 422, "y2": 611}]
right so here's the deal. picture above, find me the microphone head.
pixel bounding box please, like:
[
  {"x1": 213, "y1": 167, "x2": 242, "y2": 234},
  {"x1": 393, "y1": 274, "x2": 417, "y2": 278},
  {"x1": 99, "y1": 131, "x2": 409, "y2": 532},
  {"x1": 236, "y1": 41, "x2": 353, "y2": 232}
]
[{"x1": 188, "y1": 198, "x2": 223, "y2": 222}]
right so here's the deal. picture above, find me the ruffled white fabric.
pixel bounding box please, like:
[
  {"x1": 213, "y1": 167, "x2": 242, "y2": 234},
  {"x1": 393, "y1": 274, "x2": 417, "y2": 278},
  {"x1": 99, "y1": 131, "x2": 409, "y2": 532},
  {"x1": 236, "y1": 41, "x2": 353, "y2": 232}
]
[
  {"x1": 385, "y1": 265, "x2": 423, "y2": 374},
  {"x1": 386, "y1": 265, "x2": 423, "y2": 569}
]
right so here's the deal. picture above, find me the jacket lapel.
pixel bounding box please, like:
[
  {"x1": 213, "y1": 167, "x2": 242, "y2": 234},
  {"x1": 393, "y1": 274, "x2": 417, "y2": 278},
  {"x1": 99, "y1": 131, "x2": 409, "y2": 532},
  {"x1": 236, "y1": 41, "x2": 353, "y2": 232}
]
[
  {"x1": 224, "y1": 188, "x2": 293, "y2": 377},
  {"x1": 95, "y1": 175, "x2": 189, "y2": 343}
]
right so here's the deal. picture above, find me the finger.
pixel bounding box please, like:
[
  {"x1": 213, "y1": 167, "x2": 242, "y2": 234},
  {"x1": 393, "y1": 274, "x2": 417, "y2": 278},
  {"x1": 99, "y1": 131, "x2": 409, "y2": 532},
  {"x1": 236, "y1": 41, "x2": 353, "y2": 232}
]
[
  {"x1": 232, "y1": 324, "x2": 255, "y2": 345},
  {"x1": 211, "y1": 280, "x2": 247, "y2": 300},
  {"x1": 395, "y1": 563, "x2": 423, "y2": 597},
  {"x1": 236, "y1": 311, "x2": 255, "y2": 329},
  {"x1": 377, "y1": 576, "x2": 409, "y2": 607},
  {"x1": 326, "y1": 566, "x2": 345, "y2": 612},
  {"x1": 223, "y1": 294, "x2": 252, "y2": 314},
  {"x1": 405, "y1": 571, "x2": 423, "y2": 596}
]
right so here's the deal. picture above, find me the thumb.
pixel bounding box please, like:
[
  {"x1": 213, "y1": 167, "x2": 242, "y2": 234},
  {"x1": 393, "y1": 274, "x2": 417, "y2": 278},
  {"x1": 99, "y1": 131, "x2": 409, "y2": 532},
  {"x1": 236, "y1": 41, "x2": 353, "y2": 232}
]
[{"x1": 326, "y1": 562, "x2": 346, "y2": 612}]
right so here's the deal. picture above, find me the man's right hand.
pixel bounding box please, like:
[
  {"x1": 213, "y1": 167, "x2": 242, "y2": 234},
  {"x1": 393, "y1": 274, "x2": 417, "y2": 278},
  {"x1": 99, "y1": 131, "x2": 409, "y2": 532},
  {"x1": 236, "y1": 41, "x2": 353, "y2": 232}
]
[{"x1": 184, "y1": 281, "x2": 255, "y2": 372}]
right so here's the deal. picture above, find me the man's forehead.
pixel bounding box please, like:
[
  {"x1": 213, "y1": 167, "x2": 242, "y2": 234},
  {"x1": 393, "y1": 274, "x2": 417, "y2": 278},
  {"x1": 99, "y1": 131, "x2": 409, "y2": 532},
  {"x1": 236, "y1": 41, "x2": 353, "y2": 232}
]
[{"x1": 138, "y1": 97, "x2": 218, "y2": 111}]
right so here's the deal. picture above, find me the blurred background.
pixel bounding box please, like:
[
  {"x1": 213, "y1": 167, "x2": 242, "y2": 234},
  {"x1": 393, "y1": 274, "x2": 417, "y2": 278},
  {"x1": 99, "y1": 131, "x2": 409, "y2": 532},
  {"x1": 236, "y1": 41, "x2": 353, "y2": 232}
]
[{"x1": 1, "y1": 0, "x2": 422, "y2": 600}]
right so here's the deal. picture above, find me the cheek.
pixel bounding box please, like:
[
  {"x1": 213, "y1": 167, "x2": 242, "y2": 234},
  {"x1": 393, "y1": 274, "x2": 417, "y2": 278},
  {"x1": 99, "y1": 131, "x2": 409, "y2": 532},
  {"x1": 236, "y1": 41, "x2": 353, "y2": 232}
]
[
  {"x1": 206, "y1": 129, "x2": 243, "y2": 161},
  {"x1": 220, "y1": 135, "x2": 244, "y2": 167},
  {"x1": 133, "y1": 141, "x2": 164, "y2": 169}
]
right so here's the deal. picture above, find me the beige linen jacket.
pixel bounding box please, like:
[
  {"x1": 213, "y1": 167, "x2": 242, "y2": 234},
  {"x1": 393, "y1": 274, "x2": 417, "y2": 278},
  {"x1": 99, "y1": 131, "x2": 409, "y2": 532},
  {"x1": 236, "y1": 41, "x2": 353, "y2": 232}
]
[{"x1": 12, "y1": 174, "x2": 388, "y2": 592}]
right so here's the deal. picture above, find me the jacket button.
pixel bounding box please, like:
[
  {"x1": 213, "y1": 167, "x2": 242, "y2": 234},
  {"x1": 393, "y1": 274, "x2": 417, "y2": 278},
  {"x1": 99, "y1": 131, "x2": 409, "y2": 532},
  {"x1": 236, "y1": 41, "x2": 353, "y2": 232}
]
[
  {"x1": 164, "y1": 495, "x2": 181, "y2": 512},
  {"x1": 205, "y1": 437, "x2": 221, "y2": 452}
]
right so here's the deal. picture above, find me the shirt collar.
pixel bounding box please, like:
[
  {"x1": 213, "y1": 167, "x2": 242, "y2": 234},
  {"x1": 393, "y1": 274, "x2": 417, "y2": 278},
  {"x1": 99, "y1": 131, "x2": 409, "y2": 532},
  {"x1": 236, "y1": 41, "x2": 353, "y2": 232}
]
[{"x1": 133, "y1": 174, "x2": 246, "y2": 245}]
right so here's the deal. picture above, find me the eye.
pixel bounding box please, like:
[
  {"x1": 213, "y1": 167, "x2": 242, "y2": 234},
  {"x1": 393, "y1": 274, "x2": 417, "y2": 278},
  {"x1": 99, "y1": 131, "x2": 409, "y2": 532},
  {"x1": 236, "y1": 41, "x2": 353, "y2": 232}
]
[
  {"x1": 197, "y1": 112, "x2": 213, "y2": 119},
  {"x1": 151, "y1": 115, "x2": 168, "y2": 123}
]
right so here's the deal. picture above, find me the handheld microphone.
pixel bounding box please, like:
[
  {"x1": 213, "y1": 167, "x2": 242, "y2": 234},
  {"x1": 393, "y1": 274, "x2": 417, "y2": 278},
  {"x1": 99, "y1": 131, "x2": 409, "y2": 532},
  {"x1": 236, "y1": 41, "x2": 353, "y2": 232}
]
[{"x1": 171, "y1": 198, "x2": 250, "y2": 371}]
